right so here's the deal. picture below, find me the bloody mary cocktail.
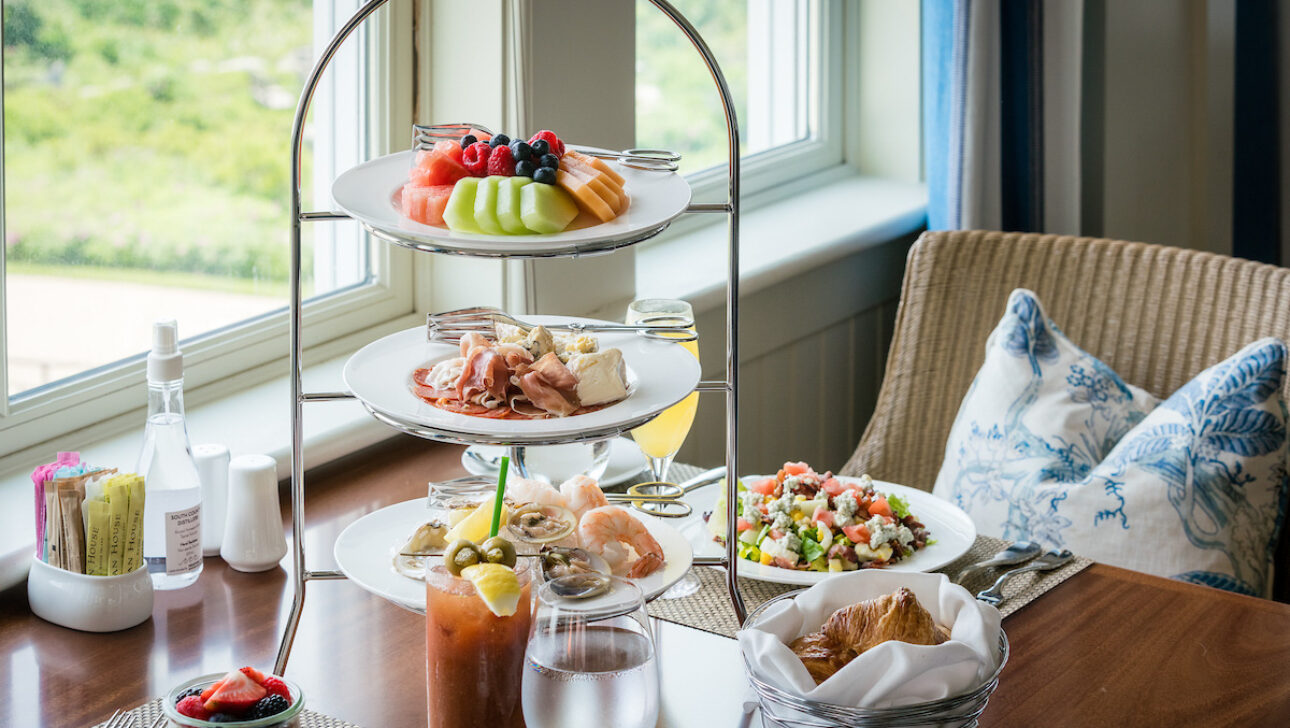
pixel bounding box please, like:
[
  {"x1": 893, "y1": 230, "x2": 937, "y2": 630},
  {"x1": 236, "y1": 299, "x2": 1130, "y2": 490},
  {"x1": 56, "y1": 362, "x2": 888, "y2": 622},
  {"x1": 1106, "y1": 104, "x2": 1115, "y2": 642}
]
[{"x1": 425, "y1": 560, "x2": 531, "y2": 728}]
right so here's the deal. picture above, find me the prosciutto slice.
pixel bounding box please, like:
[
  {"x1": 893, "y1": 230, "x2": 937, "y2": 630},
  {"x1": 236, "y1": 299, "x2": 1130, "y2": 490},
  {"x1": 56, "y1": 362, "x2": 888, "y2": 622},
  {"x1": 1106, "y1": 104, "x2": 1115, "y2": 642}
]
[
  {"x1": 517, "y1": 353, "x2": 581, "y2": 416},
  {"x1": 459, "y1": 332, "x2": 491, "y2": 358},
  {"x1": 495, "y1": 343, "x2": 535, "y2": 369},
  {"x1": 457, "y1": 346, "x2": 509, "y2": 407}
]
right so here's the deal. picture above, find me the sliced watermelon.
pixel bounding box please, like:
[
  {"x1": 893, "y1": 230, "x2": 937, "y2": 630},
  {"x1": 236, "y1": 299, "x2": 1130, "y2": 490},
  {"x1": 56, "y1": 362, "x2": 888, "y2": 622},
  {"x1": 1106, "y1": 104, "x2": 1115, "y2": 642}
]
[
  {"x1": 402, "y1": 183, "x2": 456, "y2": 226},
  {"x1": 204, "y1": 670, "x2": 266, "y2": 715},
  {"x1": 410, "y1": 149, "x2": 469, "y2": 187},
  {"x1": 433, "y1": 140, "x2": 463, "y2": 165}
]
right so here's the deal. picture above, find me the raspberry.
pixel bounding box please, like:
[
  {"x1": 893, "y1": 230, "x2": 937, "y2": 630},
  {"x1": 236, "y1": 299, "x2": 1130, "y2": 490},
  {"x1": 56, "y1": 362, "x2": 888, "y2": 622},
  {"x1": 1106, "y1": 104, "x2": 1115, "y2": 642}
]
[
  {"x1": 486, "y1": 144, "x2": 516, "y2": 176},
  {"x1": 261, "y1": 676, "x2": 292, "y2": 701},
  {"x1": 461, "y1": 141, "x2": 493, "y2": 176},
  {"x1": 176, "y1": 696, "x2": 212, "y2": 721},
  {"x1": 529, "y1": 130, "x2": 564, "y2": 157}
]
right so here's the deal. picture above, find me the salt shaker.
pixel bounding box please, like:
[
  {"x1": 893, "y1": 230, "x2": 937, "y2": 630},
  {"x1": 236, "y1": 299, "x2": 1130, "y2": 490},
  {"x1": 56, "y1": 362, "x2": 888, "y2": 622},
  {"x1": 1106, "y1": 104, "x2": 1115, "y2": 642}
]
[
  {"x1": 193, "y1": 444, "x2": 230, "y2": 557},
  {"x1": 220, "y1": 454, "x2": 288, "y2": 572}
]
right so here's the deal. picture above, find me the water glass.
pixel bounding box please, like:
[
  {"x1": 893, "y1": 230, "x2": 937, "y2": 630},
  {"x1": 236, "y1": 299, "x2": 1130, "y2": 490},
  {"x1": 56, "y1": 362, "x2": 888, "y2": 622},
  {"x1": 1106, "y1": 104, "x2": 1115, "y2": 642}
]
[{"x1": 522, "y1": 575, "x2": 660, "y2": 728}]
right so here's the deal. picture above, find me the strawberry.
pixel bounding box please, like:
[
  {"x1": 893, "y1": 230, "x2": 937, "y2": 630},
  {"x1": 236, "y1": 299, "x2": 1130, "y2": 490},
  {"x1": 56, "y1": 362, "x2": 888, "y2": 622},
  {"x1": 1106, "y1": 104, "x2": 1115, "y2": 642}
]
[
  {"x1": 199, "y1": 677, "x2": 227, "y2": 702},
  {"x1": 461, "y1": 141, "x2": 493, "y2": 176},
  {"x1": 239, "y1": 666, "x2": 268, "y2": 685},
  {"x1": 176, "y1": 696, "x2": 212, "y2": 721},
  {"x1": 486, "y1": 144, "x2": 516, "y2": 176},
  {"x1": 204, "y1": 669, "x2": 267, "y2": 715},
  {"x1": 529, "y1": 130, "x2": 564, "y2": 157},
  {"x1": 261, "y1": 676, "x2": 292, "y2": 702}
]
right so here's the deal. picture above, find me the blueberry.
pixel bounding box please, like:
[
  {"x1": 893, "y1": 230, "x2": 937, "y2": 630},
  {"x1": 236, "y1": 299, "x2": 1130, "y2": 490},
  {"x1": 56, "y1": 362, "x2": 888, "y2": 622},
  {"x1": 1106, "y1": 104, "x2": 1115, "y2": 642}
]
[
  {"x1": 515, "y1": 160, "x2": 537, "y2": 178},
  {"x1": 176, "y1": 687, "x2": 203, "y2": 704},
  {"x1": 533, "y1": 167, "x2": 557, "y2": 185},
  {"x1": 530, "y1": 139, "x2": 550, "y2": 157},
  {"x1": 539, "y1": 153, "x2": 560, "y2": 170},
  {"x1": 489, "y1": 133, "x2": 510, "y2": 148},
  {"x1": 510, "y1": 140, "x2": 532, "y2": 161},
  {"x1": 207, "y1": 714, "x2": 239, "y2": 723},
  {"x1": 460, "y1": 134, "x2": 477, "y2": 147}
]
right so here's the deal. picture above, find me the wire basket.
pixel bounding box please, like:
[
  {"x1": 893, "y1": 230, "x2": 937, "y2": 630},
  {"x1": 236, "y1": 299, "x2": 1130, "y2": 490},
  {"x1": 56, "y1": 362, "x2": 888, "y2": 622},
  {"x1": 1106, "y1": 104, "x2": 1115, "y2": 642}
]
[{"x1": 741, "y1": 590, "x2": 1009, "y2": 728}]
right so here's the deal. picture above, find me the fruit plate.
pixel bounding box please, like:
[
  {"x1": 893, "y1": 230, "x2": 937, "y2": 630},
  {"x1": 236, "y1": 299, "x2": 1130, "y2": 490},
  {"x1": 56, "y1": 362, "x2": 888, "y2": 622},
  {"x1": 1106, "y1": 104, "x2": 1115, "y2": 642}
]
[
  {"x1": 333, "y1": 498, "x2": 695, "y2": 612},
  {"x1": 684, "y1": 477, "x2": 977, "y2": 586},
  {"x1": 343, "y1": 315, "x2": 702, "y2": 446},
  {"x1": 331, "y1": 149, "x2": 692, "y2": 258}
]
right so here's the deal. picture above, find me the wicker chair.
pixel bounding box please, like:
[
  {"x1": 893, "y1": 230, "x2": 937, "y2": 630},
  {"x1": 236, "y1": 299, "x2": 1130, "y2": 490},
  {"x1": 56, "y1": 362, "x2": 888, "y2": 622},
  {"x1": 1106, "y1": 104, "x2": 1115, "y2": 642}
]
[{"x1": 839, "y1": 229, "x2": 1290, "y2": 601}]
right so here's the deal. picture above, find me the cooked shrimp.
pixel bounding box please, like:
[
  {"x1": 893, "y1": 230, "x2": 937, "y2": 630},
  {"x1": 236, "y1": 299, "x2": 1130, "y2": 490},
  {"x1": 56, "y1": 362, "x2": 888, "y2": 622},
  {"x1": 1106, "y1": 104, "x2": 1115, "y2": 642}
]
[
  {"x1": 560, "y1": 475, "x2": 609, "y2": 520},
  {"x1": 578, "y1": 505, "x2": 665, "y2": 577},
  {"x1": 505, "y1": 477, "x2": 569, "y2": 509}
]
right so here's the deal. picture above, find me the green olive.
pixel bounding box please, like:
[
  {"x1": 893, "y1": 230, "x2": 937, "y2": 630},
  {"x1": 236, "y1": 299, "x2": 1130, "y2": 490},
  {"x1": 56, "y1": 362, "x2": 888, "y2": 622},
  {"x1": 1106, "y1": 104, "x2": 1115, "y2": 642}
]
[
  {"x1": 443, "y1": 539, "x2": 485, "y2": 576},
  {"x1": 480, "y1": 536, "x2": 518, "y2": 568}
]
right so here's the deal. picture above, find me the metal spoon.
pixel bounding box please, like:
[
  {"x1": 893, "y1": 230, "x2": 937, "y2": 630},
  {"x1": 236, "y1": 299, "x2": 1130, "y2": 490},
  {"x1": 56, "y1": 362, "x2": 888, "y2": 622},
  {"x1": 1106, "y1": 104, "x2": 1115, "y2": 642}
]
[
  {"x1": 954, "y1": 541, "x2": 1042, "y2": 584},
  {"x1": 976, "y1": 549, "x2": 1075, "y2": 606}
]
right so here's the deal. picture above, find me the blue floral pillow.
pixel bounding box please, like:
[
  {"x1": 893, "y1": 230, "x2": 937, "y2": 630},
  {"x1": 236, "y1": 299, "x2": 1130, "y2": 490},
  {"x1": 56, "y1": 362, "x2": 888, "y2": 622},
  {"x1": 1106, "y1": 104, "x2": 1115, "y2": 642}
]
[{"x1": 933, "y1": 289, "x2": 1290, "y2": 597}]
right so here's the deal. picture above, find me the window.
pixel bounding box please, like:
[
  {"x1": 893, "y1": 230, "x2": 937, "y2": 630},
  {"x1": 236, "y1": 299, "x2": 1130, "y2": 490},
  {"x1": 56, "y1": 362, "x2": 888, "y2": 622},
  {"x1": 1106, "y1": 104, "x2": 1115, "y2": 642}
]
[
  {"x1": 1, "y1": 0, "x2": 415, "y2": 462},
  {"x1": 635, "y1": 0, "x2": 841, "y2": 195}
]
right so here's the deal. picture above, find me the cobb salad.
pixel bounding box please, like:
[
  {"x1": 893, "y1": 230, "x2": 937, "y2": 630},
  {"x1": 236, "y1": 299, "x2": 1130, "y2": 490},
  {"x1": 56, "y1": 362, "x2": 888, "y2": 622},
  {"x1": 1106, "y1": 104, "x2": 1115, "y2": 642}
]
[{"x1": 707, "y1": 461, "x2": 931, "y2": 572}]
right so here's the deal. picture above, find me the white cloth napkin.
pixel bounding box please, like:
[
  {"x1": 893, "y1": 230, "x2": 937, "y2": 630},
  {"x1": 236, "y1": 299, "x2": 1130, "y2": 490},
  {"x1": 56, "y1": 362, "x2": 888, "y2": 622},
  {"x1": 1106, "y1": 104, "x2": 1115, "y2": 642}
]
[{"x1": 737, "y1": 571, "x2": 1002, "y2": 709}]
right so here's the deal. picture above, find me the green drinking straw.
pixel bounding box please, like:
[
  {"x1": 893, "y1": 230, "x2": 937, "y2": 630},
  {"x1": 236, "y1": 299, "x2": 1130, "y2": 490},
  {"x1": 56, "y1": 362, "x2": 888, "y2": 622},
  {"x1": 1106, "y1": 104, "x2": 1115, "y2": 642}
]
[{"x1": 489, "y1": 456, "x2": 510, "y2": 539}]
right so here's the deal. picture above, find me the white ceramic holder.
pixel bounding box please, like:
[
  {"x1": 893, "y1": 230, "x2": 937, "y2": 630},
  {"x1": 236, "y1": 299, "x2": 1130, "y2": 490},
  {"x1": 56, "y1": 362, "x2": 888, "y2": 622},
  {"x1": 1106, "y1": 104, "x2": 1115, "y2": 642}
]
[
  {"x1": 27, "y1": 555, "x2": 154, "y2": 632},
  {"x1": 220, "y1": 454, "x2": 288, "y2": 572}
]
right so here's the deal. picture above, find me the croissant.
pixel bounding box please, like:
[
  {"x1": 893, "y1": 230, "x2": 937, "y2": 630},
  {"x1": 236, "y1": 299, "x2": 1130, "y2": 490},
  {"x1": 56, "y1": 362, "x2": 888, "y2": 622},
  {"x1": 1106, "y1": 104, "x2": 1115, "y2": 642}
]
[
  {"x1": 790, "y1": 588, "x2": 947, "y2": 684},
  {"x1": 823, "y1": 587, "x2": 947, "y2": 653}
]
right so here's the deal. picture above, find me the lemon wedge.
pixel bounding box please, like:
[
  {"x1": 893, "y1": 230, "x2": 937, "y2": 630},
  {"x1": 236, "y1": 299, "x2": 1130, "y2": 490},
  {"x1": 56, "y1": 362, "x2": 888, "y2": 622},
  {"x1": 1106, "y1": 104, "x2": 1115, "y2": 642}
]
[
  {"x1": 445, "y1": 501, "x2": 507, "y2": 544},
  {"x1": 461, "y1": 562, "x2": 522, "y2": 617}
]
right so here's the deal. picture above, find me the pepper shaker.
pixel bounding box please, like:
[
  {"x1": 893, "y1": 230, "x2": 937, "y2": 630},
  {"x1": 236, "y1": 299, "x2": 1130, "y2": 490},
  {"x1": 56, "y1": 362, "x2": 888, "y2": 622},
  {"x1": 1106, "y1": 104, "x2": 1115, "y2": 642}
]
[{"x1": 220, "y1": 454, "x2": 288, "y2": 572}]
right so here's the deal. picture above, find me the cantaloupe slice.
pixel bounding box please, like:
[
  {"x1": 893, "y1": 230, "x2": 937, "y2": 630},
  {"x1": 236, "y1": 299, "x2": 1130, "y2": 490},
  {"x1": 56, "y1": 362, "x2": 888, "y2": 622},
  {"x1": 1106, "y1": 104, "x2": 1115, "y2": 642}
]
[
  {"x1": 565, "y1": 150, "x2": 626, "y2": 187},
  {"x1": 556, "y1": 169, "x2": 616, "y2": 222},
  {"x1": 559, "y1": 158, "x2": 626, "y2": 215}
]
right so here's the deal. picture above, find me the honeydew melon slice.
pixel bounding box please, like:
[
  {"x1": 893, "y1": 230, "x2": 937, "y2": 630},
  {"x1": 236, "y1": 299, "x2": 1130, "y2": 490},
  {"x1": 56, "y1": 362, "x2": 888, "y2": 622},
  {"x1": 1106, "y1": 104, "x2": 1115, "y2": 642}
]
[
  {"x1": 473, "y1": 176, "x2": 506, "y2": 235},
  {"x1": 520, "y1": 183, "x2": 579, "y2": 234},
  {"x1": 443, "y1": 177, "x2": 483, "y2": 233},
  {"x1": 496, "y1": 176, "x2": 535, "y2": 234}
]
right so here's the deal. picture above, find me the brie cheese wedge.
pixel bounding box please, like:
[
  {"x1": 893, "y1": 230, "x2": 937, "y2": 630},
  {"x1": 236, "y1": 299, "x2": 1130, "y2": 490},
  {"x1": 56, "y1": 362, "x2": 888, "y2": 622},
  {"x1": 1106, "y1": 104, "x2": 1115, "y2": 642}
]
[{"x1": 566, "y1": 348, "x2": 628, "y2": 406}]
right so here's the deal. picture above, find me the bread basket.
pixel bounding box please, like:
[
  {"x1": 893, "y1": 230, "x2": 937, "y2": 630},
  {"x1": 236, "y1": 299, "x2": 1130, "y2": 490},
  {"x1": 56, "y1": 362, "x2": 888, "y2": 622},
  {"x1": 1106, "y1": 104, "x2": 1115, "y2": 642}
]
[{"x1": 740, "y1": 590, "x2": 1009, "y2": 728}]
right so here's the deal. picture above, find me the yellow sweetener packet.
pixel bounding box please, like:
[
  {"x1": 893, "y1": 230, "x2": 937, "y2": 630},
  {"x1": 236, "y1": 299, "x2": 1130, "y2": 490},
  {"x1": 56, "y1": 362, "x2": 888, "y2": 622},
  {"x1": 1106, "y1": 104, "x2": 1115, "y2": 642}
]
[
  {"x1": 123, "y1": 475, "x2": 146, "y2": 573},
  {"x1": 105, "y1": 481, "x2": 129, "y2": 576},
  {"x1": 84, "y1": 499, "x2": 111, "y2": 576}
]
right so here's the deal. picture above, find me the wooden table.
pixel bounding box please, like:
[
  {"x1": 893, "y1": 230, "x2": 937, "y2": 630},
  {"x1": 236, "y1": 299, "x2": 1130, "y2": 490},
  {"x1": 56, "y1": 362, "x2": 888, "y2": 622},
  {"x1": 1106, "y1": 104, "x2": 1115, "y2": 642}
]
[{"x1": 3, "y1": 436, "x2": 1289, "y2": 728}]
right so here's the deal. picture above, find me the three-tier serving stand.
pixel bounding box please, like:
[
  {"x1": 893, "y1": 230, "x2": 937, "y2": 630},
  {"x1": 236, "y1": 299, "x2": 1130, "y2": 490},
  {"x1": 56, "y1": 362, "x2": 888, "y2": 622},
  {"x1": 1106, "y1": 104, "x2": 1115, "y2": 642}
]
[{"x1": 274, "y1": 0, "x2": 746, "y2": 673}]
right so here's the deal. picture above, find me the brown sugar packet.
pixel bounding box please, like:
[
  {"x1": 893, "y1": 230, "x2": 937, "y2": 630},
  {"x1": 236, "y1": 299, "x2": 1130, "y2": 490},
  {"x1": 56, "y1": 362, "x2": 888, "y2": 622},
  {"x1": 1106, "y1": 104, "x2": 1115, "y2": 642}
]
[
  {"x1": 43, "y1": 481, "x2": 63, "y2": 569},
  {"x1": 58, "y1": 482, "x2": 87, "y2": 574}
]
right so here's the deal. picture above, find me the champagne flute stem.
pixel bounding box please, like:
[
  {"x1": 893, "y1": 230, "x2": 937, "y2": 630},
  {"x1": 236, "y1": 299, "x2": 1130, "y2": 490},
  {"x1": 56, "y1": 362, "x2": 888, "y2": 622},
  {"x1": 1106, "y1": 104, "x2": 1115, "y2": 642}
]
[{"x1": 646, "y1": 454, "x2": 676, "y2": 483}]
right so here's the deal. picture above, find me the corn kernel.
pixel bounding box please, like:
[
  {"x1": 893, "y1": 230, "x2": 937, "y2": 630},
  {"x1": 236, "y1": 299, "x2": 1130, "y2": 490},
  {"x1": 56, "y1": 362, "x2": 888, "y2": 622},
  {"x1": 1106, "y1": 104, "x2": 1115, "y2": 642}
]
[{"x1": 759, "y1": 551, "x2": 774, "y2": 565}]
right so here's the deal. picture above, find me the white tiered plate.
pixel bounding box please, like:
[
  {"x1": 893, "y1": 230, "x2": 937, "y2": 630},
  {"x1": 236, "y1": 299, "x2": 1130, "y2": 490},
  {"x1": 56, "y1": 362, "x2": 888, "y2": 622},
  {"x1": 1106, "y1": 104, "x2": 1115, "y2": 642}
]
[
  {"x1": 343, "y1": 315, "x2": 701, "y2": 445},
  {"x1": 332, "y1": 149, "x2": 691, "y2": 258},
  {"x1": 333, "y1": 498, "x2": 695, "y2": 612},
  {"x1": 462, "y1": 437, "x2": 649, "y2": 487},
  {"x1": 685, "y1": 476, "x2": 976, "y2": 586}
]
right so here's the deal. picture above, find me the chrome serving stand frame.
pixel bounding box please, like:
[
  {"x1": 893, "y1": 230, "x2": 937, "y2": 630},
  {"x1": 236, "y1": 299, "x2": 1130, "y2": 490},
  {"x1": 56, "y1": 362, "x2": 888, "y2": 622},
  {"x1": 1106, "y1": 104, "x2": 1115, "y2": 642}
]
[{"x1": 275, "y1": 0, "x2": 744, "y2": 673}]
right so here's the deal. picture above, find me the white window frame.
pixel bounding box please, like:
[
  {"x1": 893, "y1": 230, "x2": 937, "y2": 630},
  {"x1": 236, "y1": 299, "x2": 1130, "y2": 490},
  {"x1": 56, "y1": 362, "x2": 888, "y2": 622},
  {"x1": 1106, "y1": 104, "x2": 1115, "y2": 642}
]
[{"x1": 0, "y1": 2, "x2": 420, "y2": 469}]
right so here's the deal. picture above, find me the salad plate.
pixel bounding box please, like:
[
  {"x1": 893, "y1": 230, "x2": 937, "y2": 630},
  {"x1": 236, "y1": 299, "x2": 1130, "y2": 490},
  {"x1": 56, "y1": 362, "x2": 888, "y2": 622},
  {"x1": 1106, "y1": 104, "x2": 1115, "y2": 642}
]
[
  {"x1": 343, "y1": 315, "x2": 702, "y2": 446},
  {"x1": 333, "y1": 498, "x2": 694, "y2": 612},
  {"x1": 690, "y1": 476, "x2": 976, "y2": 586},
  {"x1": 331, "y1": 149, "x2": 692, "y2": 258}
]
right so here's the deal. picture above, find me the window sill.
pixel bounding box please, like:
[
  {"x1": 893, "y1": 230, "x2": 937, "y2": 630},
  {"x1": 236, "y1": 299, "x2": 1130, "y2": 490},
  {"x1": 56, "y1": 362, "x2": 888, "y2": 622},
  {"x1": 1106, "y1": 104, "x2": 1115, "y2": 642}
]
[{"x1": 0, "y1": 168, "x2": 926, "y2": 592}]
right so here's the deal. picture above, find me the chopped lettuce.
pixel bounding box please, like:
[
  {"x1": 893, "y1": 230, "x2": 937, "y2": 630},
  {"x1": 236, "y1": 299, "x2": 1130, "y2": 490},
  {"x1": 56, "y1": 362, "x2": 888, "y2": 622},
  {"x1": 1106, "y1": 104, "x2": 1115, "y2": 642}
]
[
  {"x1": 800, "y1": 534, "x2": 826, "y2": 564},
  {"x1": 737, "y1": 542, "x2": 761, "y2": 561},
  {"x1": 887, "y1": 494, "x2": 912, "y2": 519}
]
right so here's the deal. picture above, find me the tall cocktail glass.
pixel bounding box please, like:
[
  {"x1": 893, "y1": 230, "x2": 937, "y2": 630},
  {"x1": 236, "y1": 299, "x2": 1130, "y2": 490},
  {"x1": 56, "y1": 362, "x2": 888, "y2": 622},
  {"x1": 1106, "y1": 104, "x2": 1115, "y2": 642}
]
[{"x1": 425, "y1": 560, "x2": 532, "y2": 728}]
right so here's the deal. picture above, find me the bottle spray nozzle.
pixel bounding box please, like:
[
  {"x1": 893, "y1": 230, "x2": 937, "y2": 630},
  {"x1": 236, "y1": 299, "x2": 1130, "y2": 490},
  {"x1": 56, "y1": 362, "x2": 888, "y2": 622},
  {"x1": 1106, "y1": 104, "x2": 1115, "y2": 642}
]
[{"x1": 147, "y1": 319, "x2": 183, "y2": 382}]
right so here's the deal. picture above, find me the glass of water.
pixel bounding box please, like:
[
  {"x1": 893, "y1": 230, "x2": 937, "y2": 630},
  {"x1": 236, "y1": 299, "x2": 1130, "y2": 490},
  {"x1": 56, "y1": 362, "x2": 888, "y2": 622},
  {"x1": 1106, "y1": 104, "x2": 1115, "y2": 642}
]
[{"x1": 522, "y1": 575, "x2": 659, "y2": 728}]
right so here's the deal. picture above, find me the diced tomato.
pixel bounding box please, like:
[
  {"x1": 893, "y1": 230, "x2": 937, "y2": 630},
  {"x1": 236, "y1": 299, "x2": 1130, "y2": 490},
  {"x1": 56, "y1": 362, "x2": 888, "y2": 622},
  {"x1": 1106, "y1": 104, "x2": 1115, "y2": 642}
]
[
  {"x1": 884, "y1": 515, "x2": 895, "y2": 525},
  {"x1": 769, "y1": 529, "x2": 784, "y2": 541},
  {"x1": 811, "y1": 507, "x2": 835, "y2": 528},
  {"x1": 750, "y1": 477, "x2": 779, "y2": 496},
  {"x1": 783, "y1": 461, "x2": 811, "y2": 476},
  {"x1": 736, "y1": 517, "x2": 755, "y2": 533},
  {"x1": 842, "y1": 523, "x2": 871, "y2": 544},
  {"x1": 758, "y1": 504, "x2": 769, "y2": 515},
  {"x1": 869, "y1": 497, "x2": 893, "y2": 518},
  {"x1": 821, "y1": 478, "x2": 846, "y2": 496}
]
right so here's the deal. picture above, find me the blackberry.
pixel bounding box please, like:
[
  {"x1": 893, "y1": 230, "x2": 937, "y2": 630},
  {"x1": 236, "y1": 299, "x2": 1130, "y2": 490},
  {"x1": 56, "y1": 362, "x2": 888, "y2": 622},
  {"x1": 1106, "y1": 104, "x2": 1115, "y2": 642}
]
[
  {"x1": 249, "y1": 694, "x2": 291, "y2": 719},
  {"x1": 175, "y1": 687, "x2": 203, "y2": 704}
]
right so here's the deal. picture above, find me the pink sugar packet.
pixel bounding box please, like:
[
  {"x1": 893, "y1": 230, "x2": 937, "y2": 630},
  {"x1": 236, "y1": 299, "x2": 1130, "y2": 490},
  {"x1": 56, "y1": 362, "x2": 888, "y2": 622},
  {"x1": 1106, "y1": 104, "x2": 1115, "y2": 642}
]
[{"x1": 32, "y1": 452, "x2": 79, "y2": 560}]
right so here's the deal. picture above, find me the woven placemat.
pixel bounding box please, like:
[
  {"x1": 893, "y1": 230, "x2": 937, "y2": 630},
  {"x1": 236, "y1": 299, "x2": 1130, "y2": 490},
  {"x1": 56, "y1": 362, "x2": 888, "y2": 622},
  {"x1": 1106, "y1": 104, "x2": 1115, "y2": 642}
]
[
  {"x1": 94, "y1": 698, "x2": 363, "y2": 728},
  {"x1": 645, "y1": 464, "x2": 1094, "y2": 637}
]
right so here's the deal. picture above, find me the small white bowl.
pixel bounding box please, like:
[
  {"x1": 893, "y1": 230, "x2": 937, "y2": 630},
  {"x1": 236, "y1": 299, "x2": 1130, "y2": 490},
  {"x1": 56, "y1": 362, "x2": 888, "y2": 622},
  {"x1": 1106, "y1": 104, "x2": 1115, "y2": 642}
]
[{"x1": 27, "y1": 555, "x2": 154, "y2": 632}]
